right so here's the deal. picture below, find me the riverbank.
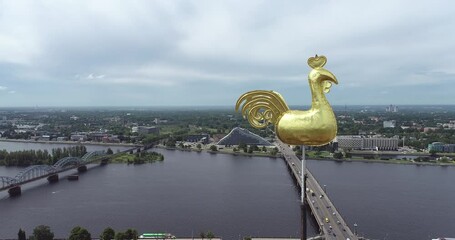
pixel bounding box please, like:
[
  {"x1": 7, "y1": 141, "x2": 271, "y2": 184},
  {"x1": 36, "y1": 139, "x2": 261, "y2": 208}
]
[
  {"x1": 153, "y1": 144, "x2": 281, "y2": 158},
  {"x1": 0, "y1": 138, "x2": 139, "y2": 147},
  {"x1": 154, "y1": 144, "x2": 455, "y2": 167},
  {"x1": 310, "y1": 157, "x2": 455, "y2": 167}
]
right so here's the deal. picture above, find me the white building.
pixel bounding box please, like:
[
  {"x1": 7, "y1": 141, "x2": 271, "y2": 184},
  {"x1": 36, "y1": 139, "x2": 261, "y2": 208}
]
[
  {"x1": 383, "y1": 120, "x2": 396, "y2": 128},
  {"x1": 337, "y1": 135, "x2": 399, "y2": 151}
]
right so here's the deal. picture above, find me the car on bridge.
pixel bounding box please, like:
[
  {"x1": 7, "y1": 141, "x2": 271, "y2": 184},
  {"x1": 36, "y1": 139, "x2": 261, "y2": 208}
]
[{"x1": 325, "y1": 217, "x2": 330, "y2": 223}]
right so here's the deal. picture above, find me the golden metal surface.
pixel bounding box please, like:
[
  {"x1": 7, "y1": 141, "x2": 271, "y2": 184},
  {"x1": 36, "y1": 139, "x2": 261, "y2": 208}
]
[{"x1": 235, "y1": 55, "x2": 338, "y2": 146}]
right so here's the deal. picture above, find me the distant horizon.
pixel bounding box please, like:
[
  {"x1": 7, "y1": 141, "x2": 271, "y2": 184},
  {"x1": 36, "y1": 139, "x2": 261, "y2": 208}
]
[{"x1": 1, "y1": 104, "x2": 455, "y2": 109}]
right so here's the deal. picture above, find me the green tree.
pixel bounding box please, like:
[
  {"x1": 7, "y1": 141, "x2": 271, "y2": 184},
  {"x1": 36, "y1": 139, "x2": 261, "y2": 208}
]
[
  {"x1": 199, "y1": 232, "x2": 206, "y2": 240},
  {"x1": 209, "y1": 145, "x2": 218, "y2": 151},
  {"x1": 124, "y1": 229, "x2": 138, "y2": 240},
  {"x1": 270, "y1": 147, "x2": 278, "y2": 156},
  {"x1": 68, "y1": 226, "x2": 91, "y2": 240},
  {"x1": 115, "y1": 232, "x2": 127, "y2": 240},
  {"x1": 344, "y1": 152, "x2": 352, "y2": 158},
  {"x1": 238, "y1": 142, "x2": 246, "y2": 150},
  {"x1": 106, "y1": 148, "x2": 114, "y2": 155},
  {"x1": 206, "y1": 231, "x2": 215, "y2": 240},
  {"x1": 18, "y1": 228, "x2": 26, "y2": 240},
  {"x1": 247, "y1": 146, "x2": 253, "y2": 154},
  {"x1": 196, "y1": 143, "x2": 202, "y2": 150},
  {"x1": 100, "y1": 227, "x2": 115, "y2": 240},
  {"x1": 32, "y1": 225, "x2": 54, "y2": 240},
  {"x1": 333, "y1": 152, "x2": 343, "y2": 159}
]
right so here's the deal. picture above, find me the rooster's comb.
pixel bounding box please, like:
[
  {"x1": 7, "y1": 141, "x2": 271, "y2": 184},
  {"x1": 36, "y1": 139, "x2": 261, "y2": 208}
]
[{"x1": 308, "y1": 55, "x2": 327, "y2": 69}]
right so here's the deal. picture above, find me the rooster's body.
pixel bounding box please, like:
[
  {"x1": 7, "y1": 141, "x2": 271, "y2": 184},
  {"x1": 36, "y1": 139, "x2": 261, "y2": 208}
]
[{"x1": 235, "y1": 55, "x2": 338, "y2": 146}]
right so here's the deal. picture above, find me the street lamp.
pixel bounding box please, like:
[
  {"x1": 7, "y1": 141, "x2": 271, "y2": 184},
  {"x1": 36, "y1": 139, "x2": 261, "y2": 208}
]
[
  {"x1": 354, "y1": 223, "x2": 358, "y2": 236},
  {"x1": 323, "y1": 184, "x2": 327, "y2": 193}
]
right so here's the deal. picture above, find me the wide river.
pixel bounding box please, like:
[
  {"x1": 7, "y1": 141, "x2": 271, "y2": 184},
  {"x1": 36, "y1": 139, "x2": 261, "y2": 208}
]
[{"x1": 0, "y1": 141, "x2": 454, "y2": 239}]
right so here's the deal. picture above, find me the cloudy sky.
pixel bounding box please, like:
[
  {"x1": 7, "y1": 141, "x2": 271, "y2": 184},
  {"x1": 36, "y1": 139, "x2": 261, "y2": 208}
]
[{"x1": 0, "y1": 1, "x2": 454, "y2": 107}]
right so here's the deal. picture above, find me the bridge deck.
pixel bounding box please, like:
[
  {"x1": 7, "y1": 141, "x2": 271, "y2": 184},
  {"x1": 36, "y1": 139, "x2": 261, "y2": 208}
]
[{"x1": 275, "y1": 140, "x2": 358, "y2": 240}]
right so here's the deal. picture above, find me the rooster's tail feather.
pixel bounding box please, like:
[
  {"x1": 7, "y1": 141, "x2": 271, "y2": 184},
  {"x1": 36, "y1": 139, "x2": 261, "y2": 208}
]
[{"x1": 235, "y1": 90, "x2": 290, "y2": 129}]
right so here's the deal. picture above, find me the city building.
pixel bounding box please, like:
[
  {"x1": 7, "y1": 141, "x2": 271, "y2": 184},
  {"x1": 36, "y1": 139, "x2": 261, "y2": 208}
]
[
  {"x1": 70, "y1": 134, "x2": 87, "y2": 141},
  {"x1": 153, "y1": 118, "x2": 168, "y2": 124},
  {"x1": 428, "y1": 142, "x2": 455, "y2": 153},
  {"x1": 39, "y1": 135, "x2": 51, "y2": 141},
  {"x1": 89, "y1": 132, "x2": 107, "y2": 142},
  {"x1": 102, "y1": 135, "x2": 120, "y2": 143},
  {"x1": 442, "y1": 121, "x2": 455, "y2": 129},
  {"x1": 386, "y1": 105, "x2": 398, "y2": 112},
  {"x1": 383, "y1": 120, "x2": 396, "y2": 128},
  {"x1": 337, "y1": 135, "x2": 399, "y2": 151},
  {"x1": 186, "y1": 134, "x2": 210, "y2": 144},
  {"x1": 132, "y1": 126, "x2": 160, "y2": 135},
  {"x1": 57, "y1": 136, "x2": 68, "y2": 141},
  {"x1": 423, "y1": 127, "x2": 438, "y2": 133}
]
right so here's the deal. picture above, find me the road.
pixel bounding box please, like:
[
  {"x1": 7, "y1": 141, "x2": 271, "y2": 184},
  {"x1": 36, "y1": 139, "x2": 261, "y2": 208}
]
[{"x1": 275, "y1": 140, "x2": 358, "y2": 240}]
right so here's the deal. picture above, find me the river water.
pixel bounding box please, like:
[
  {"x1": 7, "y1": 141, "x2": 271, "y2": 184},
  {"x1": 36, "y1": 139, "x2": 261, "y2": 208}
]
[
  {"x1": 1, "y1": 142, "x2": 455, "y2": 239},
  {"x1": 0, "y1": 142, "x2": 306, "y2": 239}
]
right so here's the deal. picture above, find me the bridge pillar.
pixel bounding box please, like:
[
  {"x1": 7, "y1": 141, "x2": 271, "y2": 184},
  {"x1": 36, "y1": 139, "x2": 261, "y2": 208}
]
[
  {"x1": 77, "y1": 165, "x2": 87, "y2": 173},
  {"x1": 47, "y1": 174, "x2": 59, "y2": 183},
  {"x1": 8, "y1": 186, "x2": 21, "y2": 197},
  {"x1": 100, "y1": 158, "x2": 109, "y2": 165}
]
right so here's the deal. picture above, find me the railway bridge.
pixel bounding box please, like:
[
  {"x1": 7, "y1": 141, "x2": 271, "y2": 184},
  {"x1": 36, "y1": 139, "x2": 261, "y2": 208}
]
[{"x1": 0, "y1": 150, "x2": 120, "y2": 196}]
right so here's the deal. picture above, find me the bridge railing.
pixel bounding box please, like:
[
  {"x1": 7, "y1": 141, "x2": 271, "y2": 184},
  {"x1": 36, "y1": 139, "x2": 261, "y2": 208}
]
[
  {"x1": 1, "y1": 176, "x2": 15, "y2": 189},
  {"x1": 13, "y1": 165, "x2": 56, "y2": 184}
]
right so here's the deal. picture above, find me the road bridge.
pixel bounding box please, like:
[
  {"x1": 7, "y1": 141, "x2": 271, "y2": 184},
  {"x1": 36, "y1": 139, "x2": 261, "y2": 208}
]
[{"x1": 275, "y1": 140, "x2": 358, "y2": 240}]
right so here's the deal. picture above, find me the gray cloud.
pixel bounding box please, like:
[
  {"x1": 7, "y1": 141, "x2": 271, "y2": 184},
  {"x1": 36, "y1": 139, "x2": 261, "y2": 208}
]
[{"x1": 0, "y1": 0, "x2": 454, "y2": 106}]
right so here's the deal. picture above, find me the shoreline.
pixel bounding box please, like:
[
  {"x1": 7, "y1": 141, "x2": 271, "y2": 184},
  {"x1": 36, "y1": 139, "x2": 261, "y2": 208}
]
[
  {"x1": 154, "y1": 145, "x2": 455, "y2": 167},
  {"x1": 308, "y1": 157, "x2": 455, "y2": 167},
  {"x1": 1, "y1": 139, "x2": 453, "y2": 167},
  {"x1": 0, "y1": 138, "x2": 140, "y2": 147},
  {"x1": 153, "y1": 145, "x2": 281, "y2": 158}
]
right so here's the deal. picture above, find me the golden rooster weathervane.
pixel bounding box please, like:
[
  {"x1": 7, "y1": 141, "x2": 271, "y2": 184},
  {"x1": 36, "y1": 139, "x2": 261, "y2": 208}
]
[{"x1": 235, "y1": 55, "x2": 338, "y2": 146}]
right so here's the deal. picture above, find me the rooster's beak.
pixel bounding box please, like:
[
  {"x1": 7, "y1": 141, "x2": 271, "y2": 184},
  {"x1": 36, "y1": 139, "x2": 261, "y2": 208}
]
[{"x1": 318, "y1": 68, "x2": 338, "y2": 84}]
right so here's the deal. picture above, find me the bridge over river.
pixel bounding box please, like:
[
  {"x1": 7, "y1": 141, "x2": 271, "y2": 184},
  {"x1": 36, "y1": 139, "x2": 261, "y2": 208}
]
[
  {"x1": 0, "y1": 147, "x2": 139, "y2": 196},
  {"x1": 275, "y1": 140, "x2": 359, "y2": 240}
]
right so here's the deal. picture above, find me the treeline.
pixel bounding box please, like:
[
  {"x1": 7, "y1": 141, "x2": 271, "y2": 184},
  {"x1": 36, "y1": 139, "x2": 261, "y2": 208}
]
[
  {"x1": 0, "y1": 146, "x2": 87, "y2": 167},
  {"x1": 18, "y1": 225, "x2": 217, "y2": 240},
  {"x1": 110, "y1": 151, "x2": 164, "y2": 164},
  {"x1": 17, "y1": 225, "x2": 138, "y2": 240}
]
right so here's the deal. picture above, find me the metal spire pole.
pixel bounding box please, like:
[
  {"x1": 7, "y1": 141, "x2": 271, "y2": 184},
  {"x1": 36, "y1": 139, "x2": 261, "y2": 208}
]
[{"x1": 301, "y1": 145, "x2": 307, "y2": 240}]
